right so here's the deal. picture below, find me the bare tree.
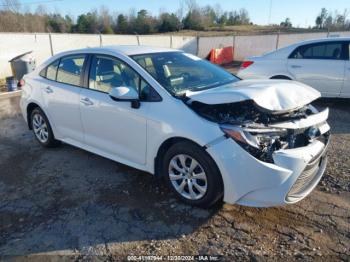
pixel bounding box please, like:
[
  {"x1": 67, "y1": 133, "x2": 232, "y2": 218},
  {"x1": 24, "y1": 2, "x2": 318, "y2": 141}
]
[
  {"x1": 35, "y1": 4, "x2": 47, "y2": 16},
  {"x1": 1, "y1": 0, "x2": 21, "y2": 13},
  {"x1": 185, "y1": 0, "x2": 197, "y2": 13}
]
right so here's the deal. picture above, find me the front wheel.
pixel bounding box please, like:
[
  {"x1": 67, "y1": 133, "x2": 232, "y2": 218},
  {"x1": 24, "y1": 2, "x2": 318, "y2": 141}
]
[
  {"x1": 162, "y1": 141, "x2": 223, "y2": 208},
  {"x1": 31, "y1": 108, "x2": 60, "y2": 147}
]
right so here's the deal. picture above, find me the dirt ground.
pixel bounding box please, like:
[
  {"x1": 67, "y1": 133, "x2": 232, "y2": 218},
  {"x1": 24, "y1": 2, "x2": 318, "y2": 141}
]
[{"x1": 0, "y1": 93, "x2": 349, "y2": 261}]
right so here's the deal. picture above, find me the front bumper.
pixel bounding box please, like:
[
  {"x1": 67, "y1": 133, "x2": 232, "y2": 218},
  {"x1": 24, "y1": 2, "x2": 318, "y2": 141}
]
[{"x1": 206, "y1": 134, "x2": 329, "y2": 207}]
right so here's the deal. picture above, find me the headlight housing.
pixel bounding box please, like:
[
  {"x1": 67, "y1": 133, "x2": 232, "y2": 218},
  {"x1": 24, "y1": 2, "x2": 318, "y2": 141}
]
[{"x1": 220, "y1": 124, "x2": 288, "y2": 163}]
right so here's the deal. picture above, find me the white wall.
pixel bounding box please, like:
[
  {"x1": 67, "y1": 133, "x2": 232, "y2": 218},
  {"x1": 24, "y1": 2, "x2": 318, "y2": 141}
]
[
  {"x1": 139, "y1": 35, "x2": 171, "y2": 47},
  {"x1": 51, "y1": 33, "x2": 100, "y2": 54},
  {"x1": 234, "y1": 34, "x2": 278, "y2": 60},
  {"x1": 277, "y1": 32, "x2": 327, "y2": 48},
  {"x1": 0, "y1": 31, "x2": 349, "y2": 78},
  {"x1": 0, "y1": 33, "x2": 198, "y2": 78},
  {"x1": 198, "y1": 36, "x2": 234, "y2": 58},
  {"x1": 0, "y1": 33, "x2": 51, "y2": 77},
  {"x1": 171, "y1": 36, "x2": 197, "y2": 54},
  {"x1": 101, "y1": 35, "x2": 138, "y2": 46}
]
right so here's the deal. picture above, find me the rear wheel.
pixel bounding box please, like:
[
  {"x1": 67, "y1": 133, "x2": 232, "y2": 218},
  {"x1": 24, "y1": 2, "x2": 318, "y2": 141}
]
[
  {"x1": 161, "y1": 141, "x2": 223, "y2": 208},
  {"x1": 31, "y1": 108, "x2": 60, "y2": 147}
]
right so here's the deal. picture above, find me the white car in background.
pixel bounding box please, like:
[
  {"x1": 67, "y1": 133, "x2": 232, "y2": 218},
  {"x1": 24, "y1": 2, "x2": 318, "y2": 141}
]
[
  {"x1": 20, "y1": 46, "x2": 330, "y2": 208},
  {"x1": 237, "y1": 38, "x2": 350, "y2": 98}
]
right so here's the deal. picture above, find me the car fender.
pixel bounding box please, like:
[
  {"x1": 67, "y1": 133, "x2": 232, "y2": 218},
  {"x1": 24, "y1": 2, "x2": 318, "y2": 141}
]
[{"x1": 144, "y1": 99, "x2": 224, "y2": 174}]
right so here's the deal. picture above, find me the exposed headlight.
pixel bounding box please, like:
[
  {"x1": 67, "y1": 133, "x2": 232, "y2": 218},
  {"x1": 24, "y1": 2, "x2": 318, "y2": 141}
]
[{"x1": 220, "y1": 124, "x2": 288, "y2": 162}]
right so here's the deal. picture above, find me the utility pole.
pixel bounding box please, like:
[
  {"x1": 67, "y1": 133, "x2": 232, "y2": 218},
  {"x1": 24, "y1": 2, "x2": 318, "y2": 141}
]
[{"x1": 268, "y1": 0, "x2": 273, "y2": 25}]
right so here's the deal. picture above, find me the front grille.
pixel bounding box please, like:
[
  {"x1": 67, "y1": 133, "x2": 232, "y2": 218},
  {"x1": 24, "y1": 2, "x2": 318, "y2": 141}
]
[
  {"x1": 287, "y1": 157, "x2": 324, "y2": 198},
  {"x1": 285, "y1": 138, "x2": 330, "y2": 202}
]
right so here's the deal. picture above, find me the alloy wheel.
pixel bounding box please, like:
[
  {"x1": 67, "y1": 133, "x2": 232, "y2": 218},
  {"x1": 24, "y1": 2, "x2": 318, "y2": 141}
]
[
  {"x1": 168, "y1": 154, "x2": 208, "y2": 200},
  {"x1": 32, "y1": 113, "x2": 49, "y2": 143}
]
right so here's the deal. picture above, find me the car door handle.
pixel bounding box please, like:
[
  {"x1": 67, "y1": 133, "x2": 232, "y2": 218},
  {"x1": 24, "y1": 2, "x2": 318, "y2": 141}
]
[
  {"x1": 291, "y1": 65, "x2": 302, "y2": 69},
  {"x1": 80, "y1": 97, "x2": 94, "y2": 106},
  {"x1": 45, "y1": 86, "x2": 53, "y2": 93}
]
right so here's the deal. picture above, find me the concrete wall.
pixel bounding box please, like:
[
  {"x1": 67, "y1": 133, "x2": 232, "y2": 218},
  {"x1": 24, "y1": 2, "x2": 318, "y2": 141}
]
[
  {"x1": 139, "y1": 35, "x2": 171, "y2": 48},
  {"x1": 1, "y1": 31, "x2": 350, "y2": 78},
  {"x1": 101, "y1": 35, "x2": 139, "y2": 46},
  {"x1": 198, "y1": 36, "x2": 234, "y2": 58},
  {"x1": 234, "y1": 34, "x2": 278, "y2": 61},
  {"x1": 51, "y1": 34, "x2": 100, "y2": 54},
  {"x1": 0, "y1": 33, "x2": 52, "y2": 78},
  {"x1": 0, "y1": 33, "x2": 198, "y2": 78},
  {"x1": 277, "y1": 32, "x2": 328, "y2": 48},
  {"x1": 171, "y1": 36, "x2": 197, "y2": 54}
]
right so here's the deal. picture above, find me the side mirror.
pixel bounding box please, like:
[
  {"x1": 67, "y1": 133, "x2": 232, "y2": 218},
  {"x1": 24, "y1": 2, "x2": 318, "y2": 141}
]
[{"x1": 109, "y1": 86, "x2": 140, "y2": 109}]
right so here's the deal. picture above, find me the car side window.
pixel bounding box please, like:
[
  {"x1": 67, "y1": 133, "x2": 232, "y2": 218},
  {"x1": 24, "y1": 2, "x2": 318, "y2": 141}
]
[
  {"x1": 57, "y1": 55, "x2": 86, "y2": 86},
  {"x1": 39, "y1": 59, "x2": 59, "y2": 81},
  {"x1": 89, "y1": 55, "x2": 161, "y2": 101},
  {"x1": 289, "y1": 42, "x2": 344, "y2": 60},
  {"x1": 46, "y1": 60, "x2": 59, "y2": 80},
  {"x1": 89, "y1": 56, "x2": 138, "y2": 93}
]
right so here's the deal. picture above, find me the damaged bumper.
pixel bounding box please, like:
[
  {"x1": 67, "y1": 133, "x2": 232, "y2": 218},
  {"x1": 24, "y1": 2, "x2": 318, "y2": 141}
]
[
  {"x1": 206, "y1": 108, "x2": 330, "y2": 207},
  {"x1": 207, "y1": 135, "x2": 329, "y2": 207}
]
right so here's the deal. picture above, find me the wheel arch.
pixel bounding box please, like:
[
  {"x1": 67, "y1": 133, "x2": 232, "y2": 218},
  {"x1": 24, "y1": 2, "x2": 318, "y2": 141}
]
[
  {"x1": 270, "y1": 74, "x2": 293, "y2": 80},
  {"x1": 154, "y1": 136, "x2": 223, "y2": 181},
  {"x1": 154, "y1": 137, "x2": 207, "y2": 178},
  {"x1": 26, "y1": 102, "x2": 40, "y2": 130}
]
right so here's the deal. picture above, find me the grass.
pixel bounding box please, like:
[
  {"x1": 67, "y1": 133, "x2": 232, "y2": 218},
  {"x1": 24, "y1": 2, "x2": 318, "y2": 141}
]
[{"x1": 161, "y1": 25, "x2": 331, "y2": 37}]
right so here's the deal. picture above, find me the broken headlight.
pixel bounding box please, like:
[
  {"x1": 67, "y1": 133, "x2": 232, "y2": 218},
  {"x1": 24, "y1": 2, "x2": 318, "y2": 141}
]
[{"x1": 220, "y1": 124, "x2": 289, "y2": 163}]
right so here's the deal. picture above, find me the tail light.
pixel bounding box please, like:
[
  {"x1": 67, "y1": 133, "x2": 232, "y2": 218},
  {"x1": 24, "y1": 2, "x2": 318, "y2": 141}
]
[
  {"x1": 240, "y1": 61, "x2": 254, "y2": 69},
  {"x1": 18, "y1": 79, "x2": 25, "y2": 88}
]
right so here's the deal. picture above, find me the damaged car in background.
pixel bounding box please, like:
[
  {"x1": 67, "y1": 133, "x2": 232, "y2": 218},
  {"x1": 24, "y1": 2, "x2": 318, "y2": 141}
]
[{"x1": 20, "y1": 47, "x2": 330, "y2": 208}]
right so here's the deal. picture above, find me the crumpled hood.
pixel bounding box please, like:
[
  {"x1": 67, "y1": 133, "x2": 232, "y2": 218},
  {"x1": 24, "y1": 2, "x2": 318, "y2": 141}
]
[{"x1": 186, "y1": 79, "x2": 320, "y2": 112}]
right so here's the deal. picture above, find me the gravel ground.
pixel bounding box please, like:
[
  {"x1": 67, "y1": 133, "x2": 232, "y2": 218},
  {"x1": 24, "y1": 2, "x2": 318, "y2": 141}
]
[{"x1": 0, "y1": 94, "x2": 349, "y2": 262}]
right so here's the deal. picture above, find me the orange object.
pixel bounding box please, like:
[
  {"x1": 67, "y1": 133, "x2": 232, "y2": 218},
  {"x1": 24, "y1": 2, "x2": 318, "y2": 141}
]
[{"x1": 209, "y1": 46, "x2": 234, "y2": 65}]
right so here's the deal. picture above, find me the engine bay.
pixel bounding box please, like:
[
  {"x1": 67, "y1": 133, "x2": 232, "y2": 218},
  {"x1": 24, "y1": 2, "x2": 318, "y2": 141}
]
[
  {"x1": 187, "y1": 99, "x2": 329, "y2": 163},
  {"x1": 187, "y1": 99, "x2": 315, "y2": 125}
]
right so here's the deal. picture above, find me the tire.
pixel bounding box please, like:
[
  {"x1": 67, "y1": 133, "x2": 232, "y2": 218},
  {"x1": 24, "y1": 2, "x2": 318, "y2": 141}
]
[
  {"x1": 161, "y1": 141, "x2": 223, "y2": 208},
  {"x1": 31, "y1": 108, "x2": 60, "y2": 147}
]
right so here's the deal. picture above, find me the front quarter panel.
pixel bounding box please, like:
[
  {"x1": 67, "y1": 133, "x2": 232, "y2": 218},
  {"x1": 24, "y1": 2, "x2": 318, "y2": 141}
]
[{"x1": 145, "y1": 97, "x2": 224, "y2": 174}]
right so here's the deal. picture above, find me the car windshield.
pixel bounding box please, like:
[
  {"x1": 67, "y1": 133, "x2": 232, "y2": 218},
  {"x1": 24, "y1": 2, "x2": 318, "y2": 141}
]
[{"x1": 131, "y1": 52, "x2": 239, "y2": 95}]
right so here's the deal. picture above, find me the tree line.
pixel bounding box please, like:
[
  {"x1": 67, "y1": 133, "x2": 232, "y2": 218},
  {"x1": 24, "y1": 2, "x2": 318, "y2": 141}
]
[
  {"x1": 0, "y1": 0, "x2": 251, "y2": 34},
  {"x1": 315, "y1": 8, "x2": 350, "y2": 30},
  {"x1": 1, "y1": 1, "x2": 349, "y2": 34},
  {"x1": 278, "y1": 8, "x2": 350, "y2": 30}
]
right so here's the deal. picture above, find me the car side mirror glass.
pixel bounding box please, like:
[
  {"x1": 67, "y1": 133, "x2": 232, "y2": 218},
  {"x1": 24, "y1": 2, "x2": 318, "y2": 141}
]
[{"x1": 109, "y1": 86, "x2": 140, "y2": 109}]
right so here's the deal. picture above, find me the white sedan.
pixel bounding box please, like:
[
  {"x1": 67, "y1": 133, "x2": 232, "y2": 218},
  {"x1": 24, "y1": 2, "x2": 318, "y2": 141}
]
[
  {"x1": 20, "y1": 45, "x2": 330, "y2": 208},
  {"x1": 237, "y1": 38, "x2": 350, "y2": 98}
]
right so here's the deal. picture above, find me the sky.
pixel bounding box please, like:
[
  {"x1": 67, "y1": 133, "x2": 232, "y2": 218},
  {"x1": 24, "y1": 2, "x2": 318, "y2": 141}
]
[{"x1": 13, "y1": 0, "x2": 350, "y2": 27}]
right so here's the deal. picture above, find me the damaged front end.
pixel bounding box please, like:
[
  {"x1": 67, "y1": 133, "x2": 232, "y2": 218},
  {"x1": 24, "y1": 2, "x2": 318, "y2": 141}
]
[{"x1": 188, "y1": 100, "x2": 330, "y2": 163}]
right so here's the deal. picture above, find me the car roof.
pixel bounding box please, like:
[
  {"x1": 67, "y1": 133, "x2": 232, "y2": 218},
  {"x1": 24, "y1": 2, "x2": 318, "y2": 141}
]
[
  {"x1": 37, "y1": 45, "x2": 182, "y2": 72},
  {"x1": 261, "y1": 37, "x2": 350, "y2": 59},
  {"x1": 66, "y1": 45, "x2": 180, "y2": 56},
  {"x1": 294, "y1": 37, "x2": 350, "y2": 46}
]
